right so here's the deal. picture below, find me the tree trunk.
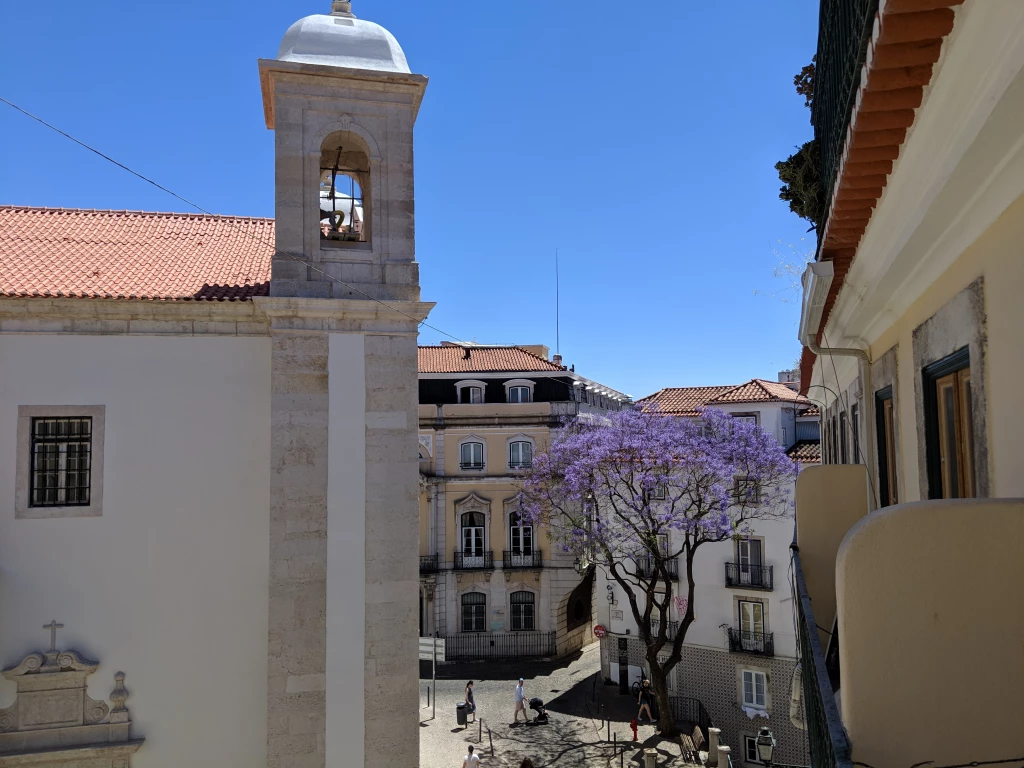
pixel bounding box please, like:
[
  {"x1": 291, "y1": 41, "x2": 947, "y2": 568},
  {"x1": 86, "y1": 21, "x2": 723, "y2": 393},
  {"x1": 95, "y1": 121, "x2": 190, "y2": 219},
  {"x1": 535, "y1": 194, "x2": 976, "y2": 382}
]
[{"x1": 648, "y1": 659, "x2": 678, "y2": 737}]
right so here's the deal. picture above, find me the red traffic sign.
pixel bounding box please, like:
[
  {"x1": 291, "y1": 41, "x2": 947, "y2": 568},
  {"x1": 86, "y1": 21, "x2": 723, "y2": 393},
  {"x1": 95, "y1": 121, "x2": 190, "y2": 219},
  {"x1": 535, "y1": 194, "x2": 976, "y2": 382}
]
[{"x1": 594, "y1": 624, "x2": 607, "y2": 638}]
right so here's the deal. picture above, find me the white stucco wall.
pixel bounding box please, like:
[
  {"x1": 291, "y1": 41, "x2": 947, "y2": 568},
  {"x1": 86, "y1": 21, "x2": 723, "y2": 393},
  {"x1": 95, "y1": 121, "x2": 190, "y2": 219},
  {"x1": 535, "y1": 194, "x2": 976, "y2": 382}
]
[{"x1": 0, "y1": 334, "x2": 271, "y2": 767}]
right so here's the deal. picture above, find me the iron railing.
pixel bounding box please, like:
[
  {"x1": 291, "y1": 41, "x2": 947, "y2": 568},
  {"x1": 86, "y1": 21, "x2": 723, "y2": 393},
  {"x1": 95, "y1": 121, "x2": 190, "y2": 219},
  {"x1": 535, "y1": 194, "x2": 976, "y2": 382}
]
[
  {"x1": 727, "y1": 629, "x2": 775, "y2": 657},
  {"x1": 503, "y1": 550, "x2": 542, "y2": 569},
  {"x1": 812, "y1": 0, "x2": 881, "y2": 236},
  {"x1": 636, "y1": 556, "x2": 679, "y2": 581},
  {"x1": 459, "y1": 462, "x2": 485, "y2": 471},
  {"x1": 724, "y1": 563, "x2": 774, "y2": 591},
  {"x1": 419, "y1": 554, "x2": 439, "y2": 573},
  {"x1": 441, "y1": 631, "x2": 557, "y2": 660},
  {"x1": 649, "y1": 620, "x2": 679, "y2": 640},
  {"x1": 792, "y1": 542, "x2": 853, "y2": 768},
  {"x1": 507, "y1": 461, "x2": 533, "y2": 470},
  {"x1": 668, "y1": 696, "x2": 714, "y2": 737},
  {"x1": 453, "y1": 550, "x2": 494, "y2": 570}
]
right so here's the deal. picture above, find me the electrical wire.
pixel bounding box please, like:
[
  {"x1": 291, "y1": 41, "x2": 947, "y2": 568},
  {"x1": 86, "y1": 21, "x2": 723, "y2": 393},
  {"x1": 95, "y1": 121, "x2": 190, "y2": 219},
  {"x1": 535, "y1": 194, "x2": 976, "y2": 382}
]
[{"x1": 0, "y1": 95, "x2": 472, "y2": 344}]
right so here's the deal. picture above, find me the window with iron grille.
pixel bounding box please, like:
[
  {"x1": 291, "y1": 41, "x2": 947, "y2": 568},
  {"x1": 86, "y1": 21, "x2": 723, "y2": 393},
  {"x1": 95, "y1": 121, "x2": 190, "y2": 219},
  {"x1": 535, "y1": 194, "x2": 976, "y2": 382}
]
[
  {"x1": 30, "y1": 417, "x2": 92, "y2": 507},
  {"x1": 510, "y1": 591, "x2": 535, "y2": 631},
  {"x1": 462, "y1": 591, "x2": 487, "y2": 633}
]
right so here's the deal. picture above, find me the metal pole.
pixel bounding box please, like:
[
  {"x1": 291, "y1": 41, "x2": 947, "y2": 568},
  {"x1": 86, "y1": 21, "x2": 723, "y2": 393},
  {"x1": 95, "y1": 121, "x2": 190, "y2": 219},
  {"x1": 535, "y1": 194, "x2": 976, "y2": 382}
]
[
  {"x1": 432, "y1": 638, "x2": 436, "y2": 721},
  {"x1": 488, "y1": 725, "x2": 494, "y2": 756},
  {"x1": 607, "y1": 720, "x2": 611, "y2": 742},
  {"x1": 479, "y1": 716, "x2": 482, "y2": 743}
]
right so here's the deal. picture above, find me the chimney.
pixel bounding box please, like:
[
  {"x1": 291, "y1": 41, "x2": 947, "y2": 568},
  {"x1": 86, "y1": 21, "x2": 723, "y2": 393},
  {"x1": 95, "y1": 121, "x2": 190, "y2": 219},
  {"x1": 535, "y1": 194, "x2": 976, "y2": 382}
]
[{"x1": 552, "y1": 354, "x2": 563, "y2": 367}]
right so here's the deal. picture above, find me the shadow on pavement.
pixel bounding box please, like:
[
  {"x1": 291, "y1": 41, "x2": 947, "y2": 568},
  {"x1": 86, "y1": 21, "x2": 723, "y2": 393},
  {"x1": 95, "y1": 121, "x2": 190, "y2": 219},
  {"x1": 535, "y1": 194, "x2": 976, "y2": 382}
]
[{"x1": 420, "y1": 650, "x2": 583, "y2": 682}]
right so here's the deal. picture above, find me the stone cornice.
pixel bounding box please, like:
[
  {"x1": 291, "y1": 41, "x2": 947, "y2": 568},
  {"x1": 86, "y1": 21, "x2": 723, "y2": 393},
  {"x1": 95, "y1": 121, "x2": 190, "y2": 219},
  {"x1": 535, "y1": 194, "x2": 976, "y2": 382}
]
[
  {"x1": 0, "y1": 297, "x2": 269, "y2": 336},
  {"x1": 254, "y1": 296, "x2": 434, "y2": 335}
]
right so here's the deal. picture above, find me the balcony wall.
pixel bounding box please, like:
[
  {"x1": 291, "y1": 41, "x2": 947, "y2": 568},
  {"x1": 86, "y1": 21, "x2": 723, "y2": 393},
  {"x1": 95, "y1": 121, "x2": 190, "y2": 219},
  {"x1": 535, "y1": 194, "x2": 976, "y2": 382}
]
[
  {"x1": 837, "y1": 498, "x2": 1024, "y2": 767},
  {"x1": 795, "y1": 465, "x2": 870, "y2": 646}
]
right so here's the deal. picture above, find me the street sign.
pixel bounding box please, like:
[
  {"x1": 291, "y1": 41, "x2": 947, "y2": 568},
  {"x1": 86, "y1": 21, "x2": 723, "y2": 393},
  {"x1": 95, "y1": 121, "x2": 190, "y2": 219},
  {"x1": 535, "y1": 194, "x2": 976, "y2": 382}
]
[
  {"x1": 419, "y1": 637, "x2": 446, "y2": 662},
  {"x1": 594, "y1": 624, "x2": 607, "y2": 638}
]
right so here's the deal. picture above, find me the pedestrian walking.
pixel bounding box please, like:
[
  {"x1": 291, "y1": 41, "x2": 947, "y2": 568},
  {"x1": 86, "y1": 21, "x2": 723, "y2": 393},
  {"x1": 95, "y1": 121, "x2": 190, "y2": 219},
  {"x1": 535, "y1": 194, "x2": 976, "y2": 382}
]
[
  {"x1": 512, "y1": 677, "x2": 527, "y2": 725},
  {"x1": 465, "y1": 681, "x2": 476, "y2": 723},
  {"x1": 637, "y1": 679, "x2": 654, "y2": 723},
  {"x1": 462, "y1": 744, "x2": 480, "y2": 768}
]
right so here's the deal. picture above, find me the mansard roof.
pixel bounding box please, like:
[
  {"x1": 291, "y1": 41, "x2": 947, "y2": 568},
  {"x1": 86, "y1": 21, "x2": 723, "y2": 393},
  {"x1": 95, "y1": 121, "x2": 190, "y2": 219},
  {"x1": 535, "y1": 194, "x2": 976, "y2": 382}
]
[{"x1": 417, "y1": 345, "x2": 566, "y2": 374}]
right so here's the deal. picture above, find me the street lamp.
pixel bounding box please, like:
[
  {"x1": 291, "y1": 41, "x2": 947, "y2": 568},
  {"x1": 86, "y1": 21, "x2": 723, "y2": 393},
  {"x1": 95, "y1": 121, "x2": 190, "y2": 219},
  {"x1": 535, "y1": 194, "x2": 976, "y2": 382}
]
[
  {"x1": 573, "y1": 556, "x2": 583, "y2": 575},
  {"x1": 755, "y1": 726, "x2": 776, "y2": 766}
]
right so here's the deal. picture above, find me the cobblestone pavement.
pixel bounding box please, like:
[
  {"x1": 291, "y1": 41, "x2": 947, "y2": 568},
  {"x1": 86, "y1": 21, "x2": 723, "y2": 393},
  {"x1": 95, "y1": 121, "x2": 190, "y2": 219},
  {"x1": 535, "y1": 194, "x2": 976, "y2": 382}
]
[{"x1": 418, "y1": 643, "x2": 687, "y2": 768}]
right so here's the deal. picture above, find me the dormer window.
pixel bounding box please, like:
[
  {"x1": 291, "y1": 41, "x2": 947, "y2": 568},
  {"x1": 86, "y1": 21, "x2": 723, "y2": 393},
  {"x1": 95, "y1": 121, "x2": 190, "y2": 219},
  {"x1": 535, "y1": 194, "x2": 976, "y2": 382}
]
[
  {"x1": 503, "y1": 379, "x2": 536, "y2": 404},
  {"x1": 456, "y1": 380, "x2": 487, "y2": 404},
  {"x1": 319, "y1": 133, "x2": 370, "y2": 244}
]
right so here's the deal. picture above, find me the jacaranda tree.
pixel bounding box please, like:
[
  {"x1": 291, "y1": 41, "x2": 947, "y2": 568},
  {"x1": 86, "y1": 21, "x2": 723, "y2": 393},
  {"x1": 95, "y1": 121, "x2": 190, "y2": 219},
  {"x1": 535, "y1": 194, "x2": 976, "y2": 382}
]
[{"x1": 519, "y1": 407, "x2": 798, "y2": 736}]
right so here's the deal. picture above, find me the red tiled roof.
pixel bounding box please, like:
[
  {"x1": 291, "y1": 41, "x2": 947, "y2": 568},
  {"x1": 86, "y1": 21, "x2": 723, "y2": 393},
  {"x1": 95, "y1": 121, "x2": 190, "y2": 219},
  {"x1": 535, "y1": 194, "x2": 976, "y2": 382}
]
[
  {"x1": 637, "y1": 386, "x2": 736, "y2": 416},
  {"x1": 799, "y1": 404, "x2": 820, "y2": 417},
  {"x1": 0, "y1": 207, "x2": 273, "y2": 301},
  {"x1": 786, "y1": 440, "x2": 821, "y2": 464},
  {"x1": 640, "y1": 380, "x2": 810, "y2": 415},
  {"x1": 418, "y1": 345, "x2": 565, "y2": 374}
]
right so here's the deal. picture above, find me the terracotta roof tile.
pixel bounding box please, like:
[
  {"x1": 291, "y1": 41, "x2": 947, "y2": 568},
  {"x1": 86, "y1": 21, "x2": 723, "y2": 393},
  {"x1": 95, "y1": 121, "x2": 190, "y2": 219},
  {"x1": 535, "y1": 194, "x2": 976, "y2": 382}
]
[
  {"x1": 418, "y1": 345, "x2": 565, "y2": 374},
  {"x1": 637, "y1": 386, "x2": 736, "y2": 416},
  {"x1": 711, "y1": 379, "x2": 809, "y2": 404},
  {"x1": 0, "y1": 207, "x2": 273, "y2": 301},
  {"x1": 799, "y1": 404, "x2": 820, "y2": 417},
  {"x1": 786, "y1": 440, "x2": 822, "y2": 464}
]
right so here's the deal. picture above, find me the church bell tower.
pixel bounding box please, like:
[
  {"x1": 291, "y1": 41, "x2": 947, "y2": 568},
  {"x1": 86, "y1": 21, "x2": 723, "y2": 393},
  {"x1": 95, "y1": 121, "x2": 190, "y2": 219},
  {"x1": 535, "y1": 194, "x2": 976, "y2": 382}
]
[{"x1": 257, "y1": 4, "x2": 430, "y2": 768}]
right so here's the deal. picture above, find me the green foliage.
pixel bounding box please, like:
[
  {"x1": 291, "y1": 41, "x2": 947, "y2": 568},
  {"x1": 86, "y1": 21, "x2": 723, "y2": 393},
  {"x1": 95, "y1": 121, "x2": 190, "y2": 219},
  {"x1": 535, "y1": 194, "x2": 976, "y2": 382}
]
[
  {"x1": 795, "y1": 57, "x2": 816, "y2": 110},
  {"x1": 775, "y1": 139, "x2": 824, "y2": 231}
]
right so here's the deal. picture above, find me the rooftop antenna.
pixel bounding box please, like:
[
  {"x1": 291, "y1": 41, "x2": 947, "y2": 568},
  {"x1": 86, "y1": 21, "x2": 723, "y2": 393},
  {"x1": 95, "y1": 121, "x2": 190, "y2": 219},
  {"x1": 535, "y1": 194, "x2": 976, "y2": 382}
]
[{"x1": 555, "y1": 247, "x2": 560, "y2": 357}]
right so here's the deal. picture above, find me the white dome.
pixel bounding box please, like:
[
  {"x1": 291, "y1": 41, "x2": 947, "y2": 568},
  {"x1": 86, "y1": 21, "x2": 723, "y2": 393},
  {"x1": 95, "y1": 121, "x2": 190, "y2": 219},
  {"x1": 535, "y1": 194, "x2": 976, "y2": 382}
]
[{"x1": 277, "y1": 4, "x2": 410, "y2": 74}]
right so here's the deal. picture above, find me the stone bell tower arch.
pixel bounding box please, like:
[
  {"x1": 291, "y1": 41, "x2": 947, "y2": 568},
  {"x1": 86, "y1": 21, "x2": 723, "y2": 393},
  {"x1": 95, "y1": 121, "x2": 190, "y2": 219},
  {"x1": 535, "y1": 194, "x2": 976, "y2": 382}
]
[{"x1": 257, "y1": 3, "x2": 431, "y2": 767}]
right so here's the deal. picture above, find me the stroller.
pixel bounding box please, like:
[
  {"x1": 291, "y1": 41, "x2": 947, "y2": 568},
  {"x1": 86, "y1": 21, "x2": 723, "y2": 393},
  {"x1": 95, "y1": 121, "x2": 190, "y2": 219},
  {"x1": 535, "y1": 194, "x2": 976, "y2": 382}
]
[{"x1": 528, "y1": 697, "x2": 549, "y2": 724}]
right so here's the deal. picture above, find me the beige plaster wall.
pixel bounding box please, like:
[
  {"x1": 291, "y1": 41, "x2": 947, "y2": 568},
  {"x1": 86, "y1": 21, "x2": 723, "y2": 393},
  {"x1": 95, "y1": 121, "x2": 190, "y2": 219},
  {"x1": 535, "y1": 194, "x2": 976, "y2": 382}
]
[
  {"x1": 794, "y1": 465, "x2": 870, "y2": 644},
  {"x1": 0, "y1": 335, "x2": 271, "y2": 767},
  {"x1": 443, "y1": 481, "x2": 547, "y2": 560},
  {"x1": 441, "y1": 427, "x2": 549, "y2": 478},
  {"x1": 869, "y1": 191, "x2": 1024, "y2": 500},
  {"x1": 837, "y1": 498, "x2": 1024, "y2": 766}
]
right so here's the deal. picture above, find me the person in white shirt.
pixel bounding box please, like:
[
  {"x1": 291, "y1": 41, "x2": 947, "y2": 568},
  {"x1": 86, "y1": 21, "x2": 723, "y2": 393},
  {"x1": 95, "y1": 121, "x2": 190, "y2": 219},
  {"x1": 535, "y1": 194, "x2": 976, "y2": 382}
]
[
  {"x1": 463, "y1": 745, "x2": 481, "y2": 768},
  {"x1": 512, "y1": 678, "x2": 527, "y2": 725}
]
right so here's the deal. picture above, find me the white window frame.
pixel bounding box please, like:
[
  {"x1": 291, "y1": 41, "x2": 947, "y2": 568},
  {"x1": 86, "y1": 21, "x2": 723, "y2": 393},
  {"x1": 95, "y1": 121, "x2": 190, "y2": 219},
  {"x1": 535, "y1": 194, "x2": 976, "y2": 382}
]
[
  {"x1": 458, "y1": 436, "x2": 487, "y2": 471},
  {"x1": 16, "y1": 405, "x2": 106, "y2": 519},
  {"x1": 742, "y1": 669, "x2": 767, "y2": 708},
  {"x1": 507, "y1": 434, "x2": 535, "y2": 470},
  {"x1": 455, "y1": 380, "x2": 488, "y2": 405},
  {"x1": 743, "y1": 735, "x2": 764, "y2": 764},
  {"x1": 503, "y1": 379, "x2": 536, "y2": 404},
  {"x1": 731, "y1": 412, "x2": 760, "y2": 426}
]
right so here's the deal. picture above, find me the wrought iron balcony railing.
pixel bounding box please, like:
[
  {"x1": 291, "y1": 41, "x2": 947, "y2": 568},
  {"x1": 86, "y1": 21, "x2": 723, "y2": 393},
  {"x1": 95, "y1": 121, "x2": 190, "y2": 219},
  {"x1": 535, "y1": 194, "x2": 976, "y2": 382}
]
[
  {"x1": 727, "y1": 628, "x2": 775, "y2": 657},
  {"x1": 724, "y1": 562, "x2": 774, "y2": 591},
  {"x1": 503, "y1": 550, "x2": 542, "y2": 569},
  {"x1": 507, "y1": 461, "x2": 532, "y2": 470},
  {"x1": 453, "y1": 550, "x2": 493, "y2": 570},
  {"x1": 812, "y1": 0, "x2": 881, "y2": 234},
  {"x1": 792, "y1": 541, "x2": 853, "y2": 767},
  {"x1": 459, "y1": 462, "x2": 485, "y2": 471},
  {"x1": 649, "y1": 619, "x2": 679, "y2": 640},
  {"x1": 636, "y1": 555, "x2": 679, "y2": 581},
  {"x1": 419, "y1": 554, "x2": 439, "y2": 573}
]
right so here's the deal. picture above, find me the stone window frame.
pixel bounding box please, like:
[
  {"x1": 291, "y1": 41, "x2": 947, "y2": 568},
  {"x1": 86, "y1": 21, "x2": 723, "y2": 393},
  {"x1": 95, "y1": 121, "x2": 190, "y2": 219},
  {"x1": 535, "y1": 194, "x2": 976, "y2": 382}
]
[
  {"x1": 740, "y1": 732, "x2": 766, "y2": 765},
  {"x1": 503, "y1": 379, "x2": 535, "y2": 404},
  {"x1": 455, "y1": 380, "x2": 487, "y2": 405},
  {"x1": 732, "y1": 594, "x2": 770, "y2": 635},
  {"x1": 457, "y1": 434, "x2": 487, "y2": 472},
  {"x1": 16, "y1": 405, "x2": 105, "y2": 519},
  {"x1": 506, "y1": 433, "x2": 535, "y2": 471},
  {"x1": 504, "y1": 495, "x2": 534, "y2": 557},
  {"x1": 508, "y1": 589, "x2": 537, "y2": 632},
  {"x1": 912, "y1": 278, "x2": 989, "y2": 499}
]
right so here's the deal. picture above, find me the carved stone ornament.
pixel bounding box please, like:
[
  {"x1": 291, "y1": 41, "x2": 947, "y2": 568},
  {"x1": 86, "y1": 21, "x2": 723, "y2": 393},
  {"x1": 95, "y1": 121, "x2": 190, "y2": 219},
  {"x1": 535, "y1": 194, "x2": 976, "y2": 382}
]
[{"x1": 0, "y1": 622, "x2": 143, "y2": 766}]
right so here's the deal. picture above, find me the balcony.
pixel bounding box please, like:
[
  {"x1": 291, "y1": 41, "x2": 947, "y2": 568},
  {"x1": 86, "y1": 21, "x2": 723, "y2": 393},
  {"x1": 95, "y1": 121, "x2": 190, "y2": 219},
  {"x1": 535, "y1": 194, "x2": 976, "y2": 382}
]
[
  {"x1": 648, "y1": 620, "x2": 679, "y2": 640},
  {"x1": 635, "y1": 555, "x2": 679, "y2": 581},
  {"x1": 507, "y1": 461, "x2": 532, "y2": 471},
  {"x1": 503, "y1": 550, "x2": 542, "y2": 569},
  {"x1": 812, "y1": 0, "x2": 880, "y2": 233},
  {"x1": 724, "y1": 563, "x2": 774, "y2": 591},
  {"x1": 459, "y1": 462, "x2": 484, "y2": 472},
  {"x1": 726, "y1": 628, "x2": 775, "y2": 657},
  {"x1": 453, "y1": 550, "x2": 493, "y2": 571},
  {"x1": 419, "y1": 554, "x2": 439, "y2": 574}
]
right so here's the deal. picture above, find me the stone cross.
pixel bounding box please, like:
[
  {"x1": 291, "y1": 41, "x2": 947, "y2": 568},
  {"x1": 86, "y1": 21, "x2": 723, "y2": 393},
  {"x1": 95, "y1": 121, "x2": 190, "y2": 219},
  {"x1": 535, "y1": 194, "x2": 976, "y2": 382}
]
[{"x1": 43, "y1": 620, "x2": 64, "y2": 652}]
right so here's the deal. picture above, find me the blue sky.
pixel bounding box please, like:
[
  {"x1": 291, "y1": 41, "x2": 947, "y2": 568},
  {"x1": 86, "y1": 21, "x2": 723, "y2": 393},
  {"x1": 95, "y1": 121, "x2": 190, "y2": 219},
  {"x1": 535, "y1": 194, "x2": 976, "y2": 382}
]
[{"x1": 0, "y1": 2, "x2": 817, "y2": 399}]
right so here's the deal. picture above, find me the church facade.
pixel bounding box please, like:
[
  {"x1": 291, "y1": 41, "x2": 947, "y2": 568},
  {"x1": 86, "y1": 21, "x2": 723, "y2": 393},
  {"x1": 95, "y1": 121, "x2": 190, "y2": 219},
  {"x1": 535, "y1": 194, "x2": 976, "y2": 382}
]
[{"x1": 0, "y1": 3, "x2": 428, "y2": 766}]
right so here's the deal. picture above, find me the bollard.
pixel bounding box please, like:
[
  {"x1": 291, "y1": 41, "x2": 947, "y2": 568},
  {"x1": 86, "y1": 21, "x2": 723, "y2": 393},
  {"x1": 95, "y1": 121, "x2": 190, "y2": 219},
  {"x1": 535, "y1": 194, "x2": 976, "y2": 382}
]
[
  {"x1": 426, "y1": 686, "x2": 430, "y2": 709},
  {"x1": 479, "y1": 717, "x2": 482, "y2": 743},
  {"x1": 708, "y1": 728, "x2": 721, "y2": 767},
  {"x1": 488, "y1": 725, "x2": 494, "y2": 756},
  {"x1": 607, "y1": 720, "x2": 611, "y2": 742},
  {"x1": 620, "y1": 746, "x2": 625, "y2": 768},
  {"x1": 643, "y1": 747, "x2": 658, "y2": 768},
  {"x1": 717, "y1": 745, "x2": 731, "y2": 768}
]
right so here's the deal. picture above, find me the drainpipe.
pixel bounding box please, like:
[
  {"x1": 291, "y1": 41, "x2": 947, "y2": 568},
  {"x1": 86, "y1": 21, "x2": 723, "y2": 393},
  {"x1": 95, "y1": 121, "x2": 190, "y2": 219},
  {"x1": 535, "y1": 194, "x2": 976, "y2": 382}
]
[{"x1": 799, "y1": 262, "x2": 878, "y2": 510}]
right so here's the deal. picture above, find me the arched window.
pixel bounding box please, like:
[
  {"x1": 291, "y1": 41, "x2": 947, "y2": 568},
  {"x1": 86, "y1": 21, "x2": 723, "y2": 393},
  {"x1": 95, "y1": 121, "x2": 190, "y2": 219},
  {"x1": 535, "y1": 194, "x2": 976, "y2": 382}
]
[
  {"x1": 462, "y1": 592, "x2": 486, "y2": 633},
  {"x1": 510, "y1": 591, "x2": 535, "y2": 631},
  {"x1": 508, "y1": 511, "x2": 534, "y2": 564},
  {"x1": 461, "y1": 511, "x2": 485, "y2": 567},
  {"x1": 460, "y1": 441, "x2": 484, "y2": 471},
  {"x1": 319, "y1": 133, "x2": 370, "y2": 244},
  {"x1": 508, "y1": 440, "x2": 532, "y2": 469}
]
